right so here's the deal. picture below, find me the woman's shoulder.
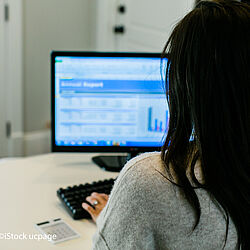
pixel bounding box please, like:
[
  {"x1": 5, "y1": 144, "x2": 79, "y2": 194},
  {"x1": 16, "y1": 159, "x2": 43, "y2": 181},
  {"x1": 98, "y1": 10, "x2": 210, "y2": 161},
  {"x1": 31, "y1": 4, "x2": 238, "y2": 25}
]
[
  {"x1": 120, "y1": 151, "x2": 167, "y2": 177},
  {"x1": 109, "y1": 151, "x2": 176, "y2": 206},
  {"x1": 125, "y1": 151, "x2": 161, "y2": 164}
]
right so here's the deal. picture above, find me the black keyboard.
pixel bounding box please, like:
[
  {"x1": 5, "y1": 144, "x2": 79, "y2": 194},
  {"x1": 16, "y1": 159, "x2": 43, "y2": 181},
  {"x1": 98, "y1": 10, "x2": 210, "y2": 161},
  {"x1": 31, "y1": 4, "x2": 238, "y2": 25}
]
[{"x1": 57, "y1": 178, "x2": 115, "y2": 220}]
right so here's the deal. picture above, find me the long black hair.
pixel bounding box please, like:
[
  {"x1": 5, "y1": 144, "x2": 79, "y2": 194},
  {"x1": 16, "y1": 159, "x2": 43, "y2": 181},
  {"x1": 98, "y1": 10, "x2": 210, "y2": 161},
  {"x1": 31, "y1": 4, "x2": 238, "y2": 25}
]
[{"x1": 161, "y1": 0, "x2": 250, "y2": 249}]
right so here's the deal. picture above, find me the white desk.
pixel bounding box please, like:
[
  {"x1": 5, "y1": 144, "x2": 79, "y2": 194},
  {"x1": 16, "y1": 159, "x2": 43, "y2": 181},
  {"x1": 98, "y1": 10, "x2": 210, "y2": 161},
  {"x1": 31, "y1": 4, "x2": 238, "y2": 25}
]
[{"x1": 0, "y1": 153, "x2": 119, "y2": 250}]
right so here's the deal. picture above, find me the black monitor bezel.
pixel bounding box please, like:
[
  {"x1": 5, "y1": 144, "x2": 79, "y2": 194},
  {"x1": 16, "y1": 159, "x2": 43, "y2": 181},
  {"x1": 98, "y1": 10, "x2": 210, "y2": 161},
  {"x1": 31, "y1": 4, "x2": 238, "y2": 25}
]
[{"x1": 51, "y1": 51, "x2": 166, "y2": 153}]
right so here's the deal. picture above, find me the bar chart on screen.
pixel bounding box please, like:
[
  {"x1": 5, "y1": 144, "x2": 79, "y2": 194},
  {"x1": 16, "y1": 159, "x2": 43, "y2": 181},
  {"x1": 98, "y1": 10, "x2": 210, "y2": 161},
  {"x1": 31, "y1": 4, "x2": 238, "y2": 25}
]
[{"x1": 147, "y1": 107, "x2": 168, "y2": 133}]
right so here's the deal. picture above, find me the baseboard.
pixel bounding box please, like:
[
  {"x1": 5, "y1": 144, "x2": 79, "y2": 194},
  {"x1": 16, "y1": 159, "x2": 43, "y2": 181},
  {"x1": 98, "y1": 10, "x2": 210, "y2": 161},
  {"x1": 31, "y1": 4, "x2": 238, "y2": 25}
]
[
  {"x1": 8, "y1": 131, "x2": 24, "y2": 157},
  {"x1": 23, "y1": 130, "x2": 51, "y2": 156},
  {"x1": 8, "y1": 130, "x2": 51, "y2": 157}
]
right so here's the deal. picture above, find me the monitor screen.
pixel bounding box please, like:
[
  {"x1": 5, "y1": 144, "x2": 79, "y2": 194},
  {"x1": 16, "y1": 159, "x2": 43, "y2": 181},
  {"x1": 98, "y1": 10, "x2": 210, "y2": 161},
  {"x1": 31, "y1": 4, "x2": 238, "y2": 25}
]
[{"x1": 51, "y1": 52, "x2": 168, "y2": 153}]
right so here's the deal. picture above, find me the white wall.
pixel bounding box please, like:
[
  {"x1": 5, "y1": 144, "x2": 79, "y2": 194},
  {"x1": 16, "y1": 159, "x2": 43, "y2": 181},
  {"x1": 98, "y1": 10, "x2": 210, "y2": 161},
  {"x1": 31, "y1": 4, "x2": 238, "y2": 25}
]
[{"x1": 23, "y1": 0, "x2": 93, "y2": 133}]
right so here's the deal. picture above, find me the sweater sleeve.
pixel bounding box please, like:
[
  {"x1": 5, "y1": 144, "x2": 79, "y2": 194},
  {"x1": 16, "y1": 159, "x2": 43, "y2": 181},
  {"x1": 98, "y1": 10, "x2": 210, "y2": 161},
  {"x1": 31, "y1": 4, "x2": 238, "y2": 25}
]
[{"x1": 92, "y1": 152, "x2": 175, "y2": 250}]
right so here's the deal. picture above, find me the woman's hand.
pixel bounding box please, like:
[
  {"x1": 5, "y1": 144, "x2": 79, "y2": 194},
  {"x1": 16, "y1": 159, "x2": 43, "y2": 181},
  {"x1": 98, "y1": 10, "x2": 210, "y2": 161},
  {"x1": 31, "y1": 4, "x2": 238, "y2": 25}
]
[{"x1": 82, "y1": 192, "x2": 109, "y2": 223}]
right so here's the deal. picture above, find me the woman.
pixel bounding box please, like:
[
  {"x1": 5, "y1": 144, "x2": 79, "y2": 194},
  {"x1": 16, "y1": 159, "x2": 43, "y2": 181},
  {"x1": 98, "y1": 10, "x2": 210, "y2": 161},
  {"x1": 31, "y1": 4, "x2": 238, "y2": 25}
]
[{"x1": 82, "y1": 1, "x2": 250, "y2": 249}]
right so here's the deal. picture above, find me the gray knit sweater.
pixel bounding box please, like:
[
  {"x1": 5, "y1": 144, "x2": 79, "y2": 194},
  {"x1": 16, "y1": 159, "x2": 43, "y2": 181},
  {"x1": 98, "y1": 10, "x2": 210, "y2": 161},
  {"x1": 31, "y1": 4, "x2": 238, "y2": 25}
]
[{"x1": 92, "y1": 152, "x2": 237, "y2": 250}]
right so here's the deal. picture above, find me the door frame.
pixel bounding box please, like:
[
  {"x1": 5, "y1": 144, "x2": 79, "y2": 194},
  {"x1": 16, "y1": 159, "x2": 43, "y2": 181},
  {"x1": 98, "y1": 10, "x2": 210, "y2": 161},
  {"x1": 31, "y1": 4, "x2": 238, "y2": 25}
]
[
  {"x1": 93, "y1": 0, "x2": 118, "y2": 51},
  {"x1": 0, "y1": 0, "x2": 7, "y2": 157},
  {"x1": 0, "y1": 0, "x2": 23, "y2": 157}
]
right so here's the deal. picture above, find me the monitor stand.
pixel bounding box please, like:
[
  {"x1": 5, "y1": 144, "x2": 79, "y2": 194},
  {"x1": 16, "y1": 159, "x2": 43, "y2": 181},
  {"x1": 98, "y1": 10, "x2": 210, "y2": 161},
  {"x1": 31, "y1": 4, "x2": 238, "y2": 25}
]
[{"x1": 92, "y1": 153, "x2": 138, "y2": 172}]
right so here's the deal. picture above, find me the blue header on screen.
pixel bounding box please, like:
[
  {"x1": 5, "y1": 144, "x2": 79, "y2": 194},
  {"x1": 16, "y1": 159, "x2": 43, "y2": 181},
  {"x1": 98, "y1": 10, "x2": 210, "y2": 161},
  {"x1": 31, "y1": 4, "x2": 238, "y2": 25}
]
[
  {"x1": 59, "y1": 80, "x2": 163, "y2": 93},
  {"x1": 54, "y1": 55, "x2": 169, "y2": 148}
]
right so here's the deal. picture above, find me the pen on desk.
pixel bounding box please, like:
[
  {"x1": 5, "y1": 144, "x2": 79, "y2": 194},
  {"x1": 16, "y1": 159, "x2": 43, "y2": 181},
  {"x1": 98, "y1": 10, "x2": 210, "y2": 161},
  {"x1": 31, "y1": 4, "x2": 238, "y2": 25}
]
[{"x1": 36, "y1": 221, "x2": 50, "y2": 226}]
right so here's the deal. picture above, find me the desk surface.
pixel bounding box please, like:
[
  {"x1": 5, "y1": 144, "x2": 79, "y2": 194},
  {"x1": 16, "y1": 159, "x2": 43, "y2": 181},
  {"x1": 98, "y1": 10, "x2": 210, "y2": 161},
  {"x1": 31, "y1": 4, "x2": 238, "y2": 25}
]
[{"x1": 0, "y1": 153, "x2": 119, "y2": 250}]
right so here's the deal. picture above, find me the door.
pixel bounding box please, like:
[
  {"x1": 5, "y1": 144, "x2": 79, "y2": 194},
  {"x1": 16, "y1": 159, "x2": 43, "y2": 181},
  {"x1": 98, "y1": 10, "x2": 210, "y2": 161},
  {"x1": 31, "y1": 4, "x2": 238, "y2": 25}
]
[{"x1": 95, "y1": 0, "x2": 194, "y2": 52}]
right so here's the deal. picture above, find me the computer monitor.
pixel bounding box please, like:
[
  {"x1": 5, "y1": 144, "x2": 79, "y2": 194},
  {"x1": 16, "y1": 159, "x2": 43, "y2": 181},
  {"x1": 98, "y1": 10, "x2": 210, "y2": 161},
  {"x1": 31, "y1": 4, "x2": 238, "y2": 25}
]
[{"x1": 51, "y1": 51, "x2": 169, "y2": 171}]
